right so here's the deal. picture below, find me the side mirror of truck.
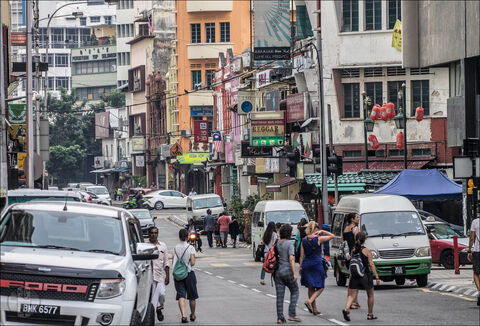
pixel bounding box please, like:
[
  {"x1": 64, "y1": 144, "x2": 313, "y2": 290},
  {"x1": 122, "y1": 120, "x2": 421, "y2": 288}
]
[{"x1": 132, "y1": 243, "x2": 159, "y2": 261}]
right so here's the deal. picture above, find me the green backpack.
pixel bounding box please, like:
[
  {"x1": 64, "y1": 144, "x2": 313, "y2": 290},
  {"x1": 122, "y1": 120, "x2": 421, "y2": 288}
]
[{"x1": 173, "y1": 245, "x2": 191, "y2": 281}]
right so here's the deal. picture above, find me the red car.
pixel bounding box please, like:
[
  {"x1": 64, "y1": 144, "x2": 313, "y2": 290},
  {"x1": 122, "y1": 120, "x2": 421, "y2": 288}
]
[{"x1": 424, "y1": 220, "x2": 470, "y2": 269}]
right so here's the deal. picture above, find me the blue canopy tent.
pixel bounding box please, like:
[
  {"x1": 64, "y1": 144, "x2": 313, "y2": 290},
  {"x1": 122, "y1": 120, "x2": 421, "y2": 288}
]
[{"x1": 375, "y1": 169, "x2": 462, "y2": 200}]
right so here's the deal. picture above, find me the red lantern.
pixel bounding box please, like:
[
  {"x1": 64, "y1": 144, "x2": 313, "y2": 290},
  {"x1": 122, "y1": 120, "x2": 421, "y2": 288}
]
[
  {"x1": 368, "y1": 134, "x2": 380, "y2": 150},
  {"x1": 396, "y1": 132, "x2": 404, "y2": 149},
  {"x1": 385, "y1": 102, "x2": 396, "y2": 119},
  {"x1": 370, "y1": 104, "x2": 380, "y2": 120},
  {"x1": 380, "y1": 105, "x2": 388, "y2": 121},
  {"x1": 415, "y1": 107, "x2": 424, "y2": 122}
]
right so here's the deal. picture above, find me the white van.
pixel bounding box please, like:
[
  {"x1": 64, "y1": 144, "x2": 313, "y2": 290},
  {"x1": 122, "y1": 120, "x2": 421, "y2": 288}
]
[
  {"x1": 331, "y1": 194, "x2": 431, "y2": 287},
  {"x1": 251, "y1": 200, "x2": 308, "y2": 258},
  {"x1": 186, "y1": 194, "x2": 224, "y2": 228}
]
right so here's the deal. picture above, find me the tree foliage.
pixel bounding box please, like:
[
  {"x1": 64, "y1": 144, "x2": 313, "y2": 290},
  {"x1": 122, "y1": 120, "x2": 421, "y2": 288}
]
[
  {"x1": 102, "y1": 90, "x2": 125, "y2": 108},
  {"x1": 46, "y1": 145, "x2": 86, "y2": 183}
]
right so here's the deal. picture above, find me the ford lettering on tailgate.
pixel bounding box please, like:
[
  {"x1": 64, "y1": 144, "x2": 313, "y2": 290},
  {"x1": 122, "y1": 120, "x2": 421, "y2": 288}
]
[{"x1": 0, "y1": 280, "x2": 88, "y2": 293}]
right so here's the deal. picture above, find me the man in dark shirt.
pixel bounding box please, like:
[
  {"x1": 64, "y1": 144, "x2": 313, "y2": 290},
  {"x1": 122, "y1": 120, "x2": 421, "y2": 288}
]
[{"x1": 203, "y1": 209, "x2": 215, "y2": 248}]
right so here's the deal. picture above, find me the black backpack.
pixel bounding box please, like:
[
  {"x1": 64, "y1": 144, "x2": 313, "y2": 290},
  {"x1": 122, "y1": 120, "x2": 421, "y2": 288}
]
[{"x1": 349, "y1": 253, "x2": 366, "y2": 279}]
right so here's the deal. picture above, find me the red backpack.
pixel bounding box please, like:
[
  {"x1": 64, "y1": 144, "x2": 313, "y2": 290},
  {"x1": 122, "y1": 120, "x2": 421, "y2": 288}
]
[{"x1": 262, "y1": 240, "x2": 279, "y2": 273}]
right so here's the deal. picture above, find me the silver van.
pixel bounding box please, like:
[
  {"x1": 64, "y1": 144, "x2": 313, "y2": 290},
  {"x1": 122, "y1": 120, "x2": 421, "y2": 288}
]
[{"x1": 186, "y1": 194, "x2": 224, "y2": 228}]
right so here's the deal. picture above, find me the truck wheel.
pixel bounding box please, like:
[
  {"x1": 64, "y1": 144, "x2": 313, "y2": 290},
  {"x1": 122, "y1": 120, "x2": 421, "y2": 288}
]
[
  {"x1": 416, "y1": 274, "x2": 428, "y2": 287},
  {"x1": 394, "y1": 276, "x2": 406, "y2": 286},
  {"x1": 440, "y1": 250, "x2": 454, "y2": 269},
  {"x1": 154, "y1": 201, "x2": 164, "y2": 210},
  {"x1": 142, "y1": 303, "x2": 155, "y2": 326},
  {"x1": 335, "y1": 264, "x2": 347, "y2": 287},
  {"x1": 129, "y1": 309, "x2": 142, "y2": 326}
]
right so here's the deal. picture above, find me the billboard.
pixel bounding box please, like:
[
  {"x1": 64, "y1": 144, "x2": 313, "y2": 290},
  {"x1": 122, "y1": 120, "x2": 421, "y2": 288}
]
[
  {"x1": 95, "y1": 112, "x2": 110, "y2": 139},
  {"x1": 250, "y1": 111, "x2": 285, "y2": 146},
  {"x1": 253, "y1": 0, "x2": 291, "y2": 61},
  {"x1": 193, "y1": 120, "x2": 209, "y2": 143},
  {"x1": 287, "y1": 92, "x2": 310, "y2": 122}
]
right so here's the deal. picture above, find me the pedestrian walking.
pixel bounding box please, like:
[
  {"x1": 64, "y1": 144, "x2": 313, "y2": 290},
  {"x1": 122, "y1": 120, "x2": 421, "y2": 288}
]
[
  {"x1": 260, "y1": 222, "x2": 278, "y2": 285},
  {"x1": 148, "y1": 227, "x2": 170, "y2": 321},
  {"x1": 274, "y1": 224, "x2": 301, "y2": 324},
  {"x1": 173, "y1": 229, "x2": 198, "y2": 323},
  {"x1": 214, "y1": 218, "x2": 221, "y2": 247},
  {"x1": 188, "y1": 188, "x2": 197, "y2": 196},
  {"x1": 229, "y1": 215, "x2": 240, "y2": 248},
  {"x1": 343, "y1": 213, "x2": 360, "y2": 310},
  {"x1": 299, "y1": 221, "x2": 334, "y2": 315},
  {"x1": 122, "y1": 183, "x2": 128, "y2": 201},
  {"x1": 294, "y1": 218, "x2": 308, "y2": 263},
  {"x1": 342, "y1": 231, "x2": 380, "y2": 322},
  {"x1": 203, "y1": 209, "x2": 215, "y2": 248},
  {"x1": 217, "y1": 212, "x2": 231, "y2": 248},
  {"x1": 467, "y1": 214, "x2": 480, "y2": 306}
]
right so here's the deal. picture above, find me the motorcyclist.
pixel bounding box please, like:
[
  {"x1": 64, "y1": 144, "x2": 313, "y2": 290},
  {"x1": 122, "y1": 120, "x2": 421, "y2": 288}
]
[
  {"x1": 135, "y1": 190, "x2": 145, "y2": 208},
  {"x1": 185, "y1": 218, "x2": 202, "y2": 252}
]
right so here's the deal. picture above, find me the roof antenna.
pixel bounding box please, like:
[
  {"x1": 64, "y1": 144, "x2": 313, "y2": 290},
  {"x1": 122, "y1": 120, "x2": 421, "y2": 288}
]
[{"x1": 63, "y1": 191, "x2": 69, "y2": 211}]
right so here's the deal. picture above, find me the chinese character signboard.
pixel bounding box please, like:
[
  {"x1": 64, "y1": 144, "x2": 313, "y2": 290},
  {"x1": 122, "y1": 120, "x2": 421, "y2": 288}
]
[
  {"x1": 250, "y1": 111, "x2": 285, "y2": 146},
  {"x1": 194, "y1": 120, "x2": 209, "y2": 143},
  {"x1": 287, "y1": 92, "x2": 309, "y2": 123}
]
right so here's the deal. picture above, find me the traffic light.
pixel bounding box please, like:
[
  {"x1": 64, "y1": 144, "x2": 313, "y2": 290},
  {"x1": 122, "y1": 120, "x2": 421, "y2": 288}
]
[
  {"x1": 467, "y1": 179, "x2": 474, "y2": 195},
  {"x1": 313, "y1": 148, "x2": 321, "y2": 164},
  {"x1": 327, "y1": 155, "x2": 343, "y2": 176},
  {"x1": 286, "y1": 148, "x2": 300, "y2": 176}
]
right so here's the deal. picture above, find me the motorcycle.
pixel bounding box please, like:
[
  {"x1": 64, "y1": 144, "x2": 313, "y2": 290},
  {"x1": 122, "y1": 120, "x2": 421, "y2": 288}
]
[
  {"x1": 188, "y1": 232, "x2": 202, "y2": 252},
  {"x1": 123, "y1": 195, "x2": 145, "y2": 209}
]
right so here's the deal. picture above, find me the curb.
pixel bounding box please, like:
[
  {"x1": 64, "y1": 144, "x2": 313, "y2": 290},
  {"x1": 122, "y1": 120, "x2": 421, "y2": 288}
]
[{"x1": 406, "y1": 279, "x2": 479, "y2": 299}]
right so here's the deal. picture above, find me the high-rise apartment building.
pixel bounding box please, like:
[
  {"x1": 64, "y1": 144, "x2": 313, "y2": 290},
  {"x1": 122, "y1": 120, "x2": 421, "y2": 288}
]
[{"x1": 115, "y1": 0, "x2": 134, "y2": 88}]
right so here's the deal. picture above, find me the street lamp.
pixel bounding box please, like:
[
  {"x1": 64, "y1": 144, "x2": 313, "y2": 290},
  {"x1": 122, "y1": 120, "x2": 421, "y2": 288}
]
[
  {"x1": 394, "y1": 83, "x2": 407, "y2": 169},
  {"x1": 362, "y1": 92, "x2": 374, "y2": 169}
]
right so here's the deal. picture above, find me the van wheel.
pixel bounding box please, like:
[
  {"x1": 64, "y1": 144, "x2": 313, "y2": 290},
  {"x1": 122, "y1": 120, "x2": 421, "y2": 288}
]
[
  {"x1": 129, "y1": 309, "x2": 142, "y2": 326},
  {"x1": 440, "y1": 250, "x2": 454, "y2": 269},
  {"x1": 142, "y1": 303, "x2": 155, "y2": 326},
  {"x1": 416, "y1": 274, "x2": 428, "y2": 287},
  {"x1": 395, "y1": 276, "x2": 406, "y2": 286},
  {"x1": 335, "y1": 264, "x2": 347, "y2": 287}
]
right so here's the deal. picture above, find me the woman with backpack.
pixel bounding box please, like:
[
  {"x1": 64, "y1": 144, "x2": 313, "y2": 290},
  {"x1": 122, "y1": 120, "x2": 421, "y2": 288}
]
[
  {"x1": 299, "y1": 221, "x2": 334, "y2": 316},
  {"x1": 273, "y1": 224, "x2": 301, "y2": 324},
  {"x1": 173, "y1": 229, "x2": 198, "y2": 323},
  {"x1": 343, "y1": 213, "x2": 360, "y2": 309},
  {"x1": 260, "y1": 221, "x2": 278, "y2": 285},
  {"x1": 342, "y1": 231, "x2": 380, "y2": 322}
]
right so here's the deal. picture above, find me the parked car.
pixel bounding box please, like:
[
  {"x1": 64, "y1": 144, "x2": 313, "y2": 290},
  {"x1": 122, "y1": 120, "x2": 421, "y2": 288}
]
[
  {"x1": 130, "y1": 209, "x2": 156, "y2": 237},
  {"x1": 85, "y1": 185, "x2": 112, "y2": 206},
  {"x1": 417, "y1": 209, "x2": 464, "y2": 235},
  {"x1": 423, "y1": 218, "x2": 470, "y2": 269},
  {"x1": 7, "y1": 189, "x2": 82, "y2": 205},
  {"x1": 78, "y1": 182, "x2": 94, "y2": 189},
  {"x1": 144, "y1": 190, "x2": 187, "y2": 210},
  {"x1": 0, "y1": 201, "x2": 158, "y2": 326}
]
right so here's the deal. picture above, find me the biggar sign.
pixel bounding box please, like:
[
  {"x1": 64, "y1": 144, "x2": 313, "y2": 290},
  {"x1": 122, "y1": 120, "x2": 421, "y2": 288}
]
[{"x1": 250, "y1": 111, "x2": 285, "y2": 146}]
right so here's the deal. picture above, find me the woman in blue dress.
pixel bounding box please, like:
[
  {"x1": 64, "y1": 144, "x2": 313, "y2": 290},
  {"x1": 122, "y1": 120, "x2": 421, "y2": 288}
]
[{"x1": 299, "y1": 221, "x2": 334, "y2": 315}]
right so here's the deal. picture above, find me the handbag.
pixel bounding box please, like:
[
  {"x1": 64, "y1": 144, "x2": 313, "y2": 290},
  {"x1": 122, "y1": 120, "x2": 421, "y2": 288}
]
[
  {"x1": 255, "y1": 244, "x2": 265, "y2": 262},
  {"x1": 306, "y1": 239, "x2": 329, "y2": 272},
  {"x1": 173, "y1": 245, "x2": 191, "y2": 281}
]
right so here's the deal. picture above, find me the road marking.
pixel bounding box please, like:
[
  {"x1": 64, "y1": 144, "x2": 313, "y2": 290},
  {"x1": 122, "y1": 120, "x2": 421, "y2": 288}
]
[
  {"x1": 239, "y1": 284, "x2": 248, "y2": 288},
  {"x1": 195, "y1": 268, "x2": 202, "y2": 271},
  {"x1": 418, "y1": 288, "x2": 476, "y2": 301},
  {"x1": 446, "y1": 286, "x2": 456, "y2": 292},
  {"x1": 204, "y1": 271, "x2": 213, "y2": 275},
  {"x1": 329, "y1": 318, "x2": 348, "y2": 326},
  {"x1": 243, "y1": 262, "x2": 260, "y2": 266},
  {"x1": 228, "y1": 280, "x2": 237, "y2": 284},
  {"x1": 165, "y1": 218, "x2": 181, "y2": 228},
  {"x1": 266, "y1": 294, "x2": 276, "y2": 298},
  {"x1": 439, "y1": 284, "x2": 449, "y2": 291},
  {"x1": 210, "y1": 263, "x2": 231, "y2": 267},
  {"x1": 251, "y1": 288, "x2": 262, "y2": 293},
  {"x1": 284, "y1": 300, "x2": 290, "y2": 304},
  {"x1": 216, "y1": 275, "x2": 224, "y2": 279}
]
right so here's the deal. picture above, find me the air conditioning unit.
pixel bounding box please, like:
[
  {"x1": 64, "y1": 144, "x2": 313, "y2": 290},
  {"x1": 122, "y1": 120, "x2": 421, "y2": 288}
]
[
  {"x1": 104, "y1": 160, "x2": 113, "y2": 169},
  {"x1": 181, "y1": 129, "x2": 192, "y2": 137}
]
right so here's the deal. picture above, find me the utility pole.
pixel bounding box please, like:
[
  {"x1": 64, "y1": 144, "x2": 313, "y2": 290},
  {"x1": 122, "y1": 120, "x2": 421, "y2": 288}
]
[
  {"x1": 328, "y1": 104, "x2": 338, "y2": 205},
  {"x1": 26, "y1": 1, "x2": 34, "y2": 188},
  {"x1": 33, "y1": 0, "x2": 41, "y2": 156},
  {"x1": 0, "y1": 1, "x2": 8, "y2": 209}
]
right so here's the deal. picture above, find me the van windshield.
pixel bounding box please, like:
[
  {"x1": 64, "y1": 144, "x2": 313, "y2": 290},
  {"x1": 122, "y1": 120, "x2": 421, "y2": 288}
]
[
  {"x1": 193, "y1": 197, "x2": 222, "y2": 210},
  {"x1": 361, "y1": 211, "x2": 425, "y2": 237},
  {"x1": 266, "y1": 210, "x2": 307, "y2": 225}
]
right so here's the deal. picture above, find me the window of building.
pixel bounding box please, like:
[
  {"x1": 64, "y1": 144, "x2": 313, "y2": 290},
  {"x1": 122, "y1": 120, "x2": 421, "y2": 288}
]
[
  {"x1": 56, "y1": 77, "x2": 69, "y2": 89},
  {"x1": 205, "y1": 23, "x2": 215, "y2": 43},
  {"x1": 412, "y1": 148, "x2": 432, "y2": 156},
  {"x1": 192, "y1": 70, "x2": 202, "y2": 90},
  {"x1": 90, "y1": 16, "x2": 101, "y2": 23},
  {"x1": 365, "y1": 0, "x2": 382, "y2": 31},
  {"x1": 73, "y1": 60, "x2": 117, "y2": 75},
  {"x1": 55, "y1": 54, "x2": 68, "y2": 67},
  {"x1": 388, "y1": 0, "x2": 401, "y2": 29},
  {"x1": 343, "y1": 83, "x2": 360, "y2": 118},
  {"x1": 342, "y1": 0, "x2": 359, "y2": 32},
  {"x1": 387, "y1": 81, "x2": 406, "y2": 114},
  {"x1": 125, "y1": 52, "x2": 130, "y2": 65},
  {"x1": 41, "y1": 53, "x2": 53, "y2": 66},
  {"x1": 343, "y1": 150, "x2": 362, "y2": 158},
  {"x1": 66, "y1": 28, "x2": 79, "y2": 48},
  {"x1": 206, "y1": 70, "x2": 215, "y2": 90},
  {"x1": 104, "y1": 16, "x2": 112, "y2": 25},
  {"x1": 139, "y1": 24, "x2": 149, "y2": 36},
  {"x1": 51, "y1": 28, "x2": 64, "y2": 48},
  {"x1": 80, "y1": 17, "x2": 86, "y2": 26},
  {"x1": 365, "y1": 82, "x2": 383, "y2": 107},
  {"x1": 80, "y1": 29, "x2": 90, "y2": 46},
  {"x1": 375, "y1": 150, "x2": 385, "y2": 157},
  {"x1": 47, "y1": 77, "x2": 54, "y2": 90},
  {"x1": 220, "y1": 22, "x2": 230, "y2": 42},
  {"x1": 411, "y1": 80, "x2": 430, "y2": 116},
  {"x1": 389, "y1": 149, "x2": 404, "y2": 157},
  {"x1": 449, "y1": 61, "x2": 463, "y2": 97},
  {"x1": 38, "y1": 28, "x2": 47, "y2": 47},
  {"x1": 191, "y1": 24, "x2": 201, "y2": 43}
]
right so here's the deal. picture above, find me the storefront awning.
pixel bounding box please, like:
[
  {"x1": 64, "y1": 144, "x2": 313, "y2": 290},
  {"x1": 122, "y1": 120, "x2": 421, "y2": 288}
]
[
  {"x1": 266, "y1": 176, "x2": 297, "y2": 193},
  {"x1": 90, "y1": 168, "x2": 115, "y2": 174}
]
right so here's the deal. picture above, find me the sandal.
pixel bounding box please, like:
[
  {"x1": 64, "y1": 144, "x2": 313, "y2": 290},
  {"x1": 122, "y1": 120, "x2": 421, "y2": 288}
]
[
  {"x1": 367, "y1": 314, "x2": 378, "y2": 320},
  {"x1": 350, "y1": 303, "x2": 361, "y2": 309},
  {"x1": 277, "y1": 317, "x2": 287, "y2": 324},
  {"x1": 304, "y1": 301, "x2": 314, "y2": 314},
  {"x1": 190, "y1": 314, "x2": 196, "y2": 322},
  {"x1": 342, "y1": 309, "x2": 351, "y2": 322},
  {"x1": 181, "y1": 317, "x2": 188, "y2": 323},
  {"x1": 260, "y1": 280, "x2": 266, "y2": 285},
  {"x1": 288, "y1": 316, "x2": 302, "y2": 322},
  {"x1": 313, "y1": 309, "x2": 321, "y2": 315}
]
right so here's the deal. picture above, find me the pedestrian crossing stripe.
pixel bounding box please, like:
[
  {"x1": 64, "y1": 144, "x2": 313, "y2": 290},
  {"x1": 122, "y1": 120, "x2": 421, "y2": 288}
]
[{"x1": 210, "y1": 263, "x2": 231, "y2": 267}]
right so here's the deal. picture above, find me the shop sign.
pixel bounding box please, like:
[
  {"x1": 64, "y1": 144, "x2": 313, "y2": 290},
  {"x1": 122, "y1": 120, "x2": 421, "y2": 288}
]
[
  {"x1": 190, "y1": 106, "x2": 213, "y2": 117},
  {"x1": 136, "y1": 155, "x2": 145, "y2": 167},
  {"x1": 287, "y1": 92, "x2": 309, "y2": 123},
  {"x1": 292, "y1": 132, "x2": 313, "y2": 160},
  {"x1": 238, "y1": 91, "x2": 254, "y2": 115},
  {"x1": 241, "y1": 141, "x2": 273, "y2": 157},
  {"x1": 255, "y1": 158, "x2": 266, "y2": 173},
  {"x1": 132, "y1": 137, "x2": 145, "y2": 152},
  {"x1": 256, "y1": 70, "x2": 271, "y2": 88},
  {"x1": 11, "y1": 32, "x2": 27, "y2": 46},
  {"x1": 176, "y1": 153, "x2": 209, "y2": 164},
  {"x1": 254, "y1": 157, "x2": 279, "y2": 173},
  {"x1": 250, "y1": 111, "x2": 285, "y2": 146},
  {"x1": 94, "y1": 156, "x2": 104, "y2": 169},
  {"x1": 194, "y1": 120, "x2": 209, "y2": 143}
]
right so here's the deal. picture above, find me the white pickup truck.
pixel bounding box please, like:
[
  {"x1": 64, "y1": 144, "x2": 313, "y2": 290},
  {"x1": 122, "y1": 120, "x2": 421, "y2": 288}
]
[{"x1": 0, "y1": 201, "x2": 158, "y2": 326}]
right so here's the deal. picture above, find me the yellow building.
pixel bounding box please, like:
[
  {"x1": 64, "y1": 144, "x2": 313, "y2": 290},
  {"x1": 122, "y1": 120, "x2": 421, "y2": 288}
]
[{"x1": 173, "y1": 0, "x2": 251, "y2": 193}]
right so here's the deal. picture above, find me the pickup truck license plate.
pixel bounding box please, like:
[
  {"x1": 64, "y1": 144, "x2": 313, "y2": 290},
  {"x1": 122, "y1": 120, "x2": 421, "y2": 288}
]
[
  {"x1": 394, "y1": 266, "x2": 404, "y2": 274},
  {"x1": 21, "y1": 304, "x2": 60, "y2": 315}
]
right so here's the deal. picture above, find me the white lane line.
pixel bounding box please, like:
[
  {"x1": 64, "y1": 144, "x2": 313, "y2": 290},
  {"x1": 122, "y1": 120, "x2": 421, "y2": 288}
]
[
  {"x1": 266, "y1": 294, "x2": 276, "y2": 298},
  {"x1": 239, "y1": 284, "x2": 248, "y2": 288},
  {"x1": 216, "y1": 275, "x2": 224, "y2": 279},
  {"x1": 228, "y1": 280, "x2": 236, "y2": 284},
  {"x1": 251, "y1": 288, "x2": 262, "y2": 293},
  {"x1": 439, "y1": 285, "x2": 449, "y2": 291},
  {"x1": 204, "y1": 271, "x2": 213, "y2": 275},
  {"x1": 329, "y1": 318, "x2": 349, "y2": 326}
]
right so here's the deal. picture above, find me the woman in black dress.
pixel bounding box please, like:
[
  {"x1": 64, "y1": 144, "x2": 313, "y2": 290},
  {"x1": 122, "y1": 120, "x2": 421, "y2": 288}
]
[
  {"x1": 229, "y1": 215, "x2": 240, "y2": 248},
  {"x1": 343, "y1": 213, "x2": 360, "y2": 309}
]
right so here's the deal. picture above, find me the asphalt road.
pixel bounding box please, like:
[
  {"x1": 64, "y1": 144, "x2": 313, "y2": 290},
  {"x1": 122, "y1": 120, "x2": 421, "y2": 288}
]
[{"x1": 150, "y1": 211, "x2": 479, "y2": 325}]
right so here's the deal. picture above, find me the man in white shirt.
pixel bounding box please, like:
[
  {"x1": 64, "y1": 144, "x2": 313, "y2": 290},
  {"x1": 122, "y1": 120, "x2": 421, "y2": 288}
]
[
  {"x1": 467, "y1": 215, "x2": 480, "y2": 306},
  {"x1": 148, "y1": 227, "x2": 170, "y2": 321}
]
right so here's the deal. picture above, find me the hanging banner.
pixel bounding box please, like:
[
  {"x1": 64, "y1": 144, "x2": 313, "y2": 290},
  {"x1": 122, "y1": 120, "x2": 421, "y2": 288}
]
[
  {"x1": 291, "y1": 132, "x2": 313, "y2": 160},
  {"x1": 95, "y1": 112, "x2": 110, "y2": 139},
  {"x1": 8, "y1": 104, "x2": 26, "y2": 125},
  {"x1": 391, "y1": 19, "x2": 402, "y2": 51},
  {"x1": 287, "y1": 92, "x2": 309, "y2": 122},
  {"x1": 225, "y1": 142, "x2": 234, "y2": 163}
]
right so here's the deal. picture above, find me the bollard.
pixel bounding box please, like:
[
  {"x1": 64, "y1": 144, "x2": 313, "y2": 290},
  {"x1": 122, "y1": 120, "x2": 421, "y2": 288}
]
[{"x1": 453, "y1": 235, "x2": 460, "y2": 274}]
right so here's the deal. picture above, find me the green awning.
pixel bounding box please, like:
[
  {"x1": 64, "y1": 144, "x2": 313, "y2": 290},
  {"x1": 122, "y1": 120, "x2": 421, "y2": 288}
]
[{"x1": 311, "y1": 183, "x2": 365, "y2": 192}]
